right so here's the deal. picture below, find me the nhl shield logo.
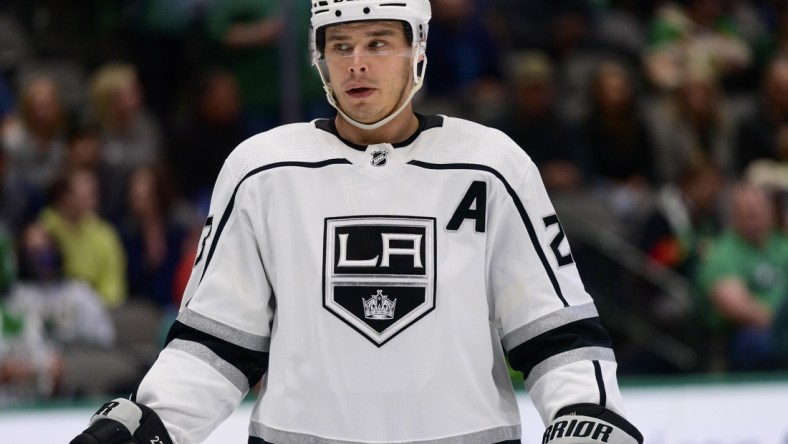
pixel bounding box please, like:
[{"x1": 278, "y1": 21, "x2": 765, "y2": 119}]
[
  {"x1": 370, "y1": 150, "x2": 388, "y2": 167},
  {"x1": 323, "y1": 216, "x2": 436, "y2": 346}
]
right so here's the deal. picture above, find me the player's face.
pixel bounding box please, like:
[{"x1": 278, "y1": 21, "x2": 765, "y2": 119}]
[{"x1": 323, "y1": 21, "x2": 413, "y2": 124}]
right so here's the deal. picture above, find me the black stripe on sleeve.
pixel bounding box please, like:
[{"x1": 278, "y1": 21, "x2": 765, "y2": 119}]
[
  {"x1": 507, "y1": 317, "x2": 612, "y2": 380},
  {"x1": 165, "y1": 321, "x2": 269, "y2": 388},
  {"x1": 593, "y1": 360, "x2": 607, "y2": 407},
  {"x1": 408, "y1": 160, "x2": 568, "y2": 306}
]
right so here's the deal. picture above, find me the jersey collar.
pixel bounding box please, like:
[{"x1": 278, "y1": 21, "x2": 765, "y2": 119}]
[{"x1": 315, "y1": 114, "x2": 443, "y2": 151}]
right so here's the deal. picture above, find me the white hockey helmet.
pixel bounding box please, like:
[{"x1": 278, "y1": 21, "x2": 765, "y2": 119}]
[{"x1": 309, "y1": 0, "x2": 432, "y2": 131}]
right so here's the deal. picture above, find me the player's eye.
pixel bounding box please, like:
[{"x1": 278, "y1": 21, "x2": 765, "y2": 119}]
[
  {"x1": 330, "y1": 43, "x2": 353, "y2": 56},
  {"x1": 369, "y1": 40, "x2": 387, "y2": 51}
]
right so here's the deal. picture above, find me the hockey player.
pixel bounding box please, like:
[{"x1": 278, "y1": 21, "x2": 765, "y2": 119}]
[{"x1": 71, "y1": 1, "x2": 643, "y2": 443}]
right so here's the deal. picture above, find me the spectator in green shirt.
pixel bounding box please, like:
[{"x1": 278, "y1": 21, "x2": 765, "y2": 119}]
[
  {"x1": 698, "y1": 182, "x2": 788, "y2": 371},
  {"x1": 203, "y1": 0, "x2": 327, "y2": 136}
]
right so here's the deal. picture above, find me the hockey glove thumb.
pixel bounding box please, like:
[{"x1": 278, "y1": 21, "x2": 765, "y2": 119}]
[
  {"x1": 542, "y1": 403, "x2": 643, "y2": 444},
  {"x1": 70, "y1": 398, "x2": 173, "y2": 444}
]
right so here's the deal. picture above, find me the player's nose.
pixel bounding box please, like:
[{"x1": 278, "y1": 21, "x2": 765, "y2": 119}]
[{"x1": 348, "y1": 50, "x2": 368, "y2": 73}]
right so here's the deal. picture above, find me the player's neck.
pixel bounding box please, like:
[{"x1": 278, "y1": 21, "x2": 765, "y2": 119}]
[{"x1": 335, "y1": 110, "x2": 420, "y2": 146}]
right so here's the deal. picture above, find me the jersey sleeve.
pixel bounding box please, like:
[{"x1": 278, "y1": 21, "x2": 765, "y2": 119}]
[
  {"x1": 488, "y1": 160, "x2": 629, "y2": 426},
  {"x1": 134, "y1": 156, "x2": 272, "y2": 444}
]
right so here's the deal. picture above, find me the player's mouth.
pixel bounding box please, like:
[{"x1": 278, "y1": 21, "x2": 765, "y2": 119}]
[{"x1": 346, "y1": 87, "x2": 375, "y2": 99}]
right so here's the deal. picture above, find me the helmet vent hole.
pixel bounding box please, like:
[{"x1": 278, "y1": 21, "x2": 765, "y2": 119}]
[
  {"x1": 363, "y1": 7, "x2": 371, "y2": 14},
  {"x1": 335, "y1": 10, "x2": 342, "y2": 17}
]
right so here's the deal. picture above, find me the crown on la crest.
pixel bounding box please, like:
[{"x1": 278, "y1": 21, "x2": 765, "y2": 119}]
[{"x1": 363, "y1": 290, "x2": 397, "y2": 320}]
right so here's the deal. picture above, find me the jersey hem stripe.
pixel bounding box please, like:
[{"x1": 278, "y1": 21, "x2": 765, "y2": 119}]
[
  {"x1": 501, "y1": 303, "x2": 598, "y2": 351},
  {"x1": 524, "y1": 346, "x2": 616, "y2": 390},
  {"x1": 168, "y1": 339, "x2": 250, "y2": 393},
  {"x1": 250, "y1": 421, "x2": 522, "y2": 444}
]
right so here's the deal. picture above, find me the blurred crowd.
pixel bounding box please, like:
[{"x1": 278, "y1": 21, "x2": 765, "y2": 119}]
[{"x1": 2, "y1": 0, "x2": 788, "y2": 406}]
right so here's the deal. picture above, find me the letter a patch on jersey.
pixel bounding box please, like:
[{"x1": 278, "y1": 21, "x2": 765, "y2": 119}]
[{"x1": 323, "y1": 216, "x2": 436, "y2": 346}]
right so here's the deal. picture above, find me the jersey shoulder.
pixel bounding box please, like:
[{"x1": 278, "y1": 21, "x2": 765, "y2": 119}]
[
  {"x1": 223, "y1": 121, "x2": 331, "y2": 181},
  {"x1": 423, "y1": 116, "x2": 535, "y2": 184}
]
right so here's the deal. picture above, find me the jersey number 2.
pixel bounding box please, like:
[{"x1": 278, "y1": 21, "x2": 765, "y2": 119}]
[{"x1": 543, "y1": 214, "x2": 574, "y2": 267}]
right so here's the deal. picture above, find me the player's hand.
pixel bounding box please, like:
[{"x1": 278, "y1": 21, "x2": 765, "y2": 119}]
[
  {"x1": 542, "y1": 403, "x2": 642, "y2": 443},
  {"x1": 70, "y1": 398, "x2": 172, "y2": 444}
]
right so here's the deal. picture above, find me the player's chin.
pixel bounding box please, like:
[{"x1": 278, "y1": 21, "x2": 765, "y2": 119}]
[
  {"x1": 340, "y1": 95, "x2": 373, "y2": 111},
  {"x1": 341, "y1": 105, "x2": 382, "y2": 124}
]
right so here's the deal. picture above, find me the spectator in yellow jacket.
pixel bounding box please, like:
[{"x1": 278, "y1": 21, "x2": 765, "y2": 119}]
[{"x1": 39, "y1": 168, "x2": 127, "y2": 308}]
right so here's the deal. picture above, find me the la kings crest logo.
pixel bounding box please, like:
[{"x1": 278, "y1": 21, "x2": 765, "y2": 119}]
[{"x1": 323, "y1": 216, "x2": 436, "y2": 346}]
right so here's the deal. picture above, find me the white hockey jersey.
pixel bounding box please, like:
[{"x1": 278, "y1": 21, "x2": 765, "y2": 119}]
[{"x1": 135, "y1": 115, "x2": 628, "y2": 444}]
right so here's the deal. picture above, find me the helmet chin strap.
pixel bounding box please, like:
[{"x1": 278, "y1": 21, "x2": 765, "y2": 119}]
[{"x1": 318, "y1": 51, "x2": 427, "y2": 132}]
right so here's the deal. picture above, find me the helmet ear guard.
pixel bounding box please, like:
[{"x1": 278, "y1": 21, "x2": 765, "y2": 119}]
[{"x1": 309, "y1": 0, "x2": 432, "y2": 131}]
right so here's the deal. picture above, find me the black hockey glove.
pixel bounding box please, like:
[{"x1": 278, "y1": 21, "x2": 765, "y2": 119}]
[
  {"x1": 70, "y1": 398, "x2": 173, "y2": 444},
  {"x1": 543, "y1": 403, "x2": 643, "y2": 443}
]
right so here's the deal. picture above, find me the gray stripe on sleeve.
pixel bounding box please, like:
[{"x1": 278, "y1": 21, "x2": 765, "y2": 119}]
[
  {"x1": 501, "y1": 302, "x2": 598, "y2": 351},
  {"x1": 167, "y1": 339, "x2": 250, "y2": 393},
  {"x1": 524, "y1": 346, "x2": 616, "y2": 390},
  {"x1": 177, "y1": 307, "x2": 270, "y2": 352}
]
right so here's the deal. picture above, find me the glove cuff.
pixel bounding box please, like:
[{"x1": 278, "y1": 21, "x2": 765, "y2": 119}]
[
  {"x1": 545, "y1": 403, "x2": 643, "y2": 444},
  {"x1": 90, "y1": 399, "x2": 143, "y2": 435},
  {"x1": 86, "y1": 398, "x2": 172, "y2": 444}
]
